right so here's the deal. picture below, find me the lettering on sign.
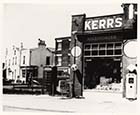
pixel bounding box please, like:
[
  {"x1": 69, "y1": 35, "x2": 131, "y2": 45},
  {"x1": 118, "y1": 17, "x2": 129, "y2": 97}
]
[{"x1": 85, "y1": 14, "x2": 123, "y2": 31}]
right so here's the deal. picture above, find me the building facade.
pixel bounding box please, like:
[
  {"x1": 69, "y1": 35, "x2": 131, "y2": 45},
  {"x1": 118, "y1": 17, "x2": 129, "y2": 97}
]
[
  {"x1": 55, "y1": 37, "x2": 71, "y2": 67},
  {"x1": 55, "y1": 37, "x2": 72, "y2": 92},
  {"x1": 20, "y1": 39, "x2": 55, "y2": 83},
  {"x1": 70, "y1": 3, "x2": 137, "y2": 96},
  {"x1": 54, "y1": 4, "x2": 137, "y2": 97},
  {"x1": 5, "y1": 46, "x2": 21, "y2": 83},
  {"x1": 4, "y1": 40, "x2": 55, "y2": 84}
]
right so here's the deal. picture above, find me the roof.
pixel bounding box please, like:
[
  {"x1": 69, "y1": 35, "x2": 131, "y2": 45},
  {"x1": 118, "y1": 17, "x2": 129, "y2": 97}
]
[
  {"x1": 47, "y1": 47, "x2": 55, "y2": 53},
  {"x1": 55, "y1": 36, "x2": 71, "y2": 40},
  {"x1": 29, "y1": 47, "x2": 55, "y2": 53}
]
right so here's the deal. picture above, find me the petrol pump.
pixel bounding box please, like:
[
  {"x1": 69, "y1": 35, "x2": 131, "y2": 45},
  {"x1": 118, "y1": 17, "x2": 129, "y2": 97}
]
[{"x1": 125, "y1": 64, "x2": 137, "y2": 100}]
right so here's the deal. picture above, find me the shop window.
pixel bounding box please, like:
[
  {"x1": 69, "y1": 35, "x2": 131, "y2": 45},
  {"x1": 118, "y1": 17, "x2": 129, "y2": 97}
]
[{"x1": 46, "y1": 56, "x2": 50, "y2": 65}]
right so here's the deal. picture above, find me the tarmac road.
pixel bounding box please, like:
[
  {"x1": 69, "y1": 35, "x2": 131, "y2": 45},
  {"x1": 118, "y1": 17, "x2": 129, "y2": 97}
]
[
  {"x1": 3, "y1": 105, "x2": 74, "y2": 113},
  {"x1": 2, "y1": 90, "x2": 139, "y2": 113}
]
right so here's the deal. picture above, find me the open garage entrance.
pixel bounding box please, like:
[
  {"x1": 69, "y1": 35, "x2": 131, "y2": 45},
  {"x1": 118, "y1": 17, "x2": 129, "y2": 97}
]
[
  {"x1": 84, "y1": 57, "x2": 121, "y2": 89},
  {"x1": 83, "y1": 42, "x2": 123, "y2": 91}
]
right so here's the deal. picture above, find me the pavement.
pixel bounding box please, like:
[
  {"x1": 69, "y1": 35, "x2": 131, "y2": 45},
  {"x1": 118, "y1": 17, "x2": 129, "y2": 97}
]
[{"x1": 2, "y1": 90, "x2": 139, "y2": 114}]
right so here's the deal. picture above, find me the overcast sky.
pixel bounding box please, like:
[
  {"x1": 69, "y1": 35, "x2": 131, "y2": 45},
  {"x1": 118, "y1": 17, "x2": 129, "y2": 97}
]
[{"x1": 1, "y1": 1, "x2": 125, "y2": 61}]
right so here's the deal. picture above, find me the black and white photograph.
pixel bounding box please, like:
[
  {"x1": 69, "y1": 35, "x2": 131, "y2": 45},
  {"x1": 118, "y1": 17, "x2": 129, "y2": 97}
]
[{"x1": 0, "y1": 0, "x2": 139, "y2": 114}]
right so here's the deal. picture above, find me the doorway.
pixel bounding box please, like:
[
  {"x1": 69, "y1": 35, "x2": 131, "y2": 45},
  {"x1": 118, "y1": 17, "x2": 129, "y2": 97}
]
[{"x1": 84, "y1": 57, "x2": 121, "y2": 89}]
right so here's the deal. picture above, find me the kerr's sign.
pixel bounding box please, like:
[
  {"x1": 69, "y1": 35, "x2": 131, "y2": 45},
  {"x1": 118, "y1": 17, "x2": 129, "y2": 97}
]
[{"x1": 85, "y1": 14, "x2": 123, "y2": 31}]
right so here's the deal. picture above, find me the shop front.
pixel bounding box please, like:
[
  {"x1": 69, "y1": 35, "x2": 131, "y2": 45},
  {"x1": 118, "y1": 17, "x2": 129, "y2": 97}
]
[
  {"x1": 20, "y1": 66, "x2": 38, "y2": 84},
  {"x1": 70, "y1": 3, "x2": 137, "y2": 96}
]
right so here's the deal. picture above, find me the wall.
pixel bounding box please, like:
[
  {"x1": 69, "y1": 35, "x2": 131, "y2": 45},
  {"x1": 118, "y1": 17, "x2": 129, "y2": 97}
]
[
  {"x1": 55, "y1": 37, "x2": 71, "y2": 67},
  {"x1": 31, "y1": 47, "x2": 54, "y2": 78}
]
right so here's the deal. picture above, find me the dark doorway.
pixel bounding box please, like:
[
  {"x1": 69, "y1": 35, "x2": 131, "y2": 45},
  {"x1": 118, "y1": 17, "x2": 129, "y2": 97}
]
[{"x1": 84, "y1": 57, "x2": 121, "y2": 89}]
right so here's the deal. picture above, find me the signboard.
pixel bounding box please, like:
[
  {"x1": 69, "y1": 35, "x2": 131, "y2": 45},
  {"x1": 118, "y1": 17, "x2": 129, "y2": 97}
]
[
  {"x1": 85, "y1": 14, "x2": 123, "y2": 31},
  {"x1": 124, "y1": 41, "x2": 137, "y2": 58},
  {"x1": 71, "y1": 46, "x2": 82, "y2": 57}
]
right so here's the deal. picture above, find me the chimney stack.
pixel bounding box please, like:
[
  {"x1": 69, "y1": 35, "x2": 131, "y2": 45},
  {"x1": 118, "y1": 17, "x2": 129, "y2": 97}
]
[{"x1": 38, "y1": 38, "x2": 46, "y2": 48}]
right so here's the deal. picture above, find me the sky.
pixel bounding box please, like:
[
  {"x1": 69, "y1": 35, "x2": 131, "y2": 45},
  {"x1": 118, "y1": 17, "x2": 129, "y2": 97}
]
[{"x1": 1, "y1": 1, "x2": 126, "y2": 61}]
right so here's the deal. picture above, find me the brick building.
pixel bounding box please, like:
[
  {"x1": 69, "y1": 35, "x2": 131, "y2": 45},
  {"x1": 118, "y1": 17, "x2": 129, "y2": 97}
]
[
  {"x1": 55, "y1": 3, "x2": 137, "y2": 97},
  {"x1": 55, "y1": 36, "x2": 71, "y2": 67},
  {"x1": 55, "y1": 37, "x2": 72, "y2": 93}
]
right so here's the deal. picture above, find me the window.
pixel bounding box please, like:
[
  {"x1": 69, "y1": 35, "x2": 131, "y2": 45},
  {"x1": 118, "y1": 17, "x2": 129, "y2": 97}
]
[
  {"x1": 14, "y1": 50, "x2": 16, "y2": 55},
  {"x1": 57, "y1": 42, "x2": 62, "y2": 51},
  {"x1": 84, "y1": 42, "x2": 122, "y2": 57},
  {"x1": 68, "y1": 56, "x2": 71, "y2": 65},
  {"x1": 92, "y1": 51, "x2": 98, "y2": 55},
  {"x1": 15, "y1": 57, "x2": 17, "y2": 65},
  {"x1": 92, "y1": 44, "x2": 98, "y2": 50},
  {"x1": 23, "y1": 56, "x2": 25, "y2": 64},
  {"x1": 107, "y1": 50, "x2": 113, "y2": 55},
  {"x1": 107, "y1": 44, "x2": 113, "y2": 49},
  {"x1": 12, "y1": 57, "x2": 14, "y2": 65},
  {"x1": 15, "y1": 69, "x2": 16, "y2": 78},
  {"x1": 85, "y1": 51, "x2": 90, "y2": 56},
  {"x1": 115, "y1": 43, "x2": 122, "y2": 49},
  {"x1": 99, "y1": 50, "x2": 105, "y2": 55},
  {"x1": 57, "y1": 56, "x2": 62, "y2": 66},
  {"x1": 115, "y1": 49, "x2": 122, "y2": 55},
  {"x1": 46, "y1": 56, "x2": 50, "y2": 65},
  {"x1": 9, "y1": 59, "x2": 10, "y2": 66},
  {"x1": 22, "y1": 70, "x2": 26, "y2": 78},
  {"x1": 85, "y1": 44, "x2": 91, "y2": 50},
  {"x1": 99, "y1": 44, "x2": 105, "y2": 50}
]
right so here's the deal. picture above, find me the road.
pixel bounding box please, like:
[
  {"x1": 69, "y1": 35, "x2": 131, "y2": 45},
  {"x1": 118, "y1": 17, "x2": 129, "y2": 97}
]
[{"x1": 2, "y1": 90, "x2": 139, "y2": 114}]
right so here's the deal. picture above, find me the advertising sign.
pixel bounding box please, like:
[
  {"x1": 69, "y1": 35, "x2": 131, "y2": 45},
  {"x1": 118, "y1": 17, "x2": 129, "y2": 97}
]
[{"x1": 85, "y1": 14, "x2": 123, "y2": 32}]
